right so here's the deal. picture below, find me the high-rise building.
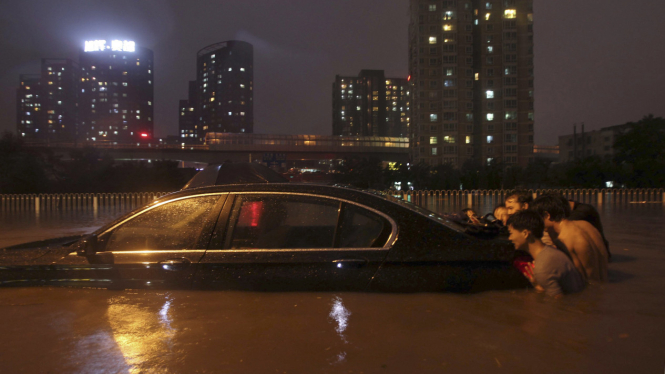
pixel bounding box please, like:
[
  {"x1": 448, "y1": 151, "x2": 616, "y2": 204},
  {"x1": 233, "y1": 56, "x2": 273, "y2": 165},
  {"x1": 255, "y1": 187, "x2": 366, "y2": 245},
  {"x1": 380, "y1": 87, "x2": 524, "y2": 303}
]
[
  {"x1": 16, "y1": 59, "x2": 78, "y2": 142},
  {"x1": 187, "y1": 40, "x2": 253, "y2": 139},
  {"x1": 78, "y1": 40, "x2": 154, "y2": 142},
  {"x1": 179, "y1": 81, "x2": 199, "y2": 143},
  {"x1": 332, "y1": 70, "x2": 411, "y2": 137},
  {"x1": 16, "y1": 74, "x2": 42, "y2": 139},
  {"x1": 408, "y1": 0, "x2": 534, "y2": 168}
]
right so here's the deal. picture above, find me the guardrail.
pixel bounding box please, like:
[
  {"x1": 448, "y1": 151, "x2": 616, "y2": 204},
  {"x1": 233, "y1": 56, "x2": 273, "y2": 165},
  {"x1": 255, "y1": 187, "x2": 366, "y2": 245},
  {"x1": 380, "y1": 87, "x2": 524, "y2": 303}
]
[
  {"x1": 0, "y1": 188, "x2": 663, "y2": 213},
  {"x1": 0, "y1": 192, "x2": 170, "y2": 212},
  {"x1": 386, "y1": 188, "x2": 665, "y2": 206}
]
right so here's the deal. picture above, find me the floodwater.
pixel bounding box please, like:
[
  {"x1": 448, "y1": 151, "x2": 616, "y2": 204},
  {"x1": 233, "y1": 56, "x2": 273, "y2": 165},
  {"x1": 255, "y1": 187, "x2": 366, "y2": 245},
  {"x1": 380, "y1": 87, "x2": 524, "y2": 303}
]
[{"x1": 0, "y1": 199, "x2": 664, "y2": 373}]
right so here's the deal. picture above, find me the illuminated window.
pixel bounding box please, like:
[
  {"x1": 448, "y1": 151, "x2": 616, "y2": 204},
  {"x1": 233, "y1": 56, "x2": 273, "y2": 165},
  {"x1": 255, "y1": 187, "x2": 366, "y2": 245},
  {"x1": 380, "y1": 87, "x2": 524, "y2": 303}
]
[
  {"x1": 485, "y1": 2, "x2": 492, "y2": 9},
  {"x1": 487, "y1": 136, "x2": 494, "y2": 144},
  {"x1": 443, "y1": 11, "x2": 455, "y2": 20},
  {"x1": 505, "y1": 9, "x2": 516, "y2": 18},
  {"x1": 430, "y1": 114, "x2": 438, "y2": 122},
  {"x1": 466, "y1": 136, "x2": 472, "y2": 144},
  {"x1": 487, "y1": 46, "x2": 493, "y2": 53},
  {"x1": 443, "y1": 24, "x2": 453, "y2": 31},
  {"x1": 431, "y1": 148, "x2": 438, "y2": 155},
  {"x1": 240, "y1": 68, "x2": 245, "y2": 71},
  {"x1": 474, "y1": 73, "x2": 479, "y2": 81},
  {"x1": 487, "y1": 113, "x2": 494, "y2": 121},
  {"x1": 429, "y1": 36, "x2": 437, "y2": 44},
  {"x1": 228, "y1": 68, "x2": 232, "y2": 71},
  {"x1": 485, "y1": 13, "x2": 491, "y2": 20},
  {"x1": 430, "y1": 136, "x2": 438, "y2": 145},
  {"x1": 444, "y1": 136, "x2": 455, "y2": 144},
  {"x1": 486, "y1": 90, "x2": 494, "y2": 99},
  {"x1": 429, "y1": 4, "x2": 436, "y2": 11}
]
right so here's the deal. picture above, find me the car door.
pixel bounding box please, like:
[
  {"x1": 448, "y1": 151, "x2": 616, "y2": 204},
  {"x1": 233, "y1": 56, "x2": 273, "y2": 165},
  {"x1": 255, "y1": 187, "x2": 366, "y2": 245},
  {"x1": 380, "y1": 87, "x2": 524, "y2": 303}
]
[
  {"x1": 194, "y1": 192, "x2": 395, "y2": 291},
  {"x1": 87, "y1": 193, "x2": 226, "y2": 289}
]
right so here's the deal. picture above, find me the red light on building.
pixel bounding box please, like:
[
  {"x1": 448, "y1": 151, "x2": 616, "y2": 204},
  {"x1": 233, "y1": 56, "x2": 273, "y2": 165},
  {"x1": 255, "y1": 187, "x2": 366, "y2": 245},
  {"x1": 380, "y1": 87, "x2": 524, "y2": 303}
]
[
  {"x1": 407, "y1": 75, "x2": 411, "y2": 81},
  {"x1": 140, "y1": 133, "x2": 149, "y2": 138}
]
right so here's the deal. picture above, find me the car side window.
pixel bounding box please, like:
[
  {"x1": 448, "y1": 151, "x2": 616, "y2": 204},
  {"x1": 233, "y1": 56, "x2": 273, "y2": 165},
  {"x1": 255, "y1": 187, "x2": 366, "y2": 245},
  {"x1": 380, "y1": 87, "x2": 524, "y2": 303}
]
[
  {"x1": 228, "y1": 195, "x2": 340, "y2": 249},
  {"x1": 337, "y1": 204, "x2": 387, "y2": 248},
  {"x1": 105, "y1": 195, "x2": 219, "y2": 251}
]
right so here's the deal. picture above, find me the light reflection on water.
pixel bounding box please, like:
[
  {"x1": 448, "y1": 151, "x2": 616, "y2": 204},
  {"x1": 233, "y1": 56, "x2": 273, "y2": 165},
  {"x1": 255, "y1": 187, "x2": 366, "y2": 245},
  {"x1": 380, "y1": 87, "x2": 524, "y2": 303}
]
[{"x1": 0, "y1": 200, "x2": 664, "y2": 373}]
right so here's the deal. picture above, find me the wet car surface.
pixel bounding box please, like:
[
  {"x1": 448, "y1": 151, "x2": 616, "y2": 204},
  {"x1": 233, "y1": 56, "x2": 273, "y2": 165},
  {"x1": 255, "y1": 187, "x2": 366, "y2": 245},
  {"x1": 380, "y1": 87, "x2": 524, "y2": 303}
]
[{"x1": 0, "y1": 184, "x2": 527, "y2": 292}]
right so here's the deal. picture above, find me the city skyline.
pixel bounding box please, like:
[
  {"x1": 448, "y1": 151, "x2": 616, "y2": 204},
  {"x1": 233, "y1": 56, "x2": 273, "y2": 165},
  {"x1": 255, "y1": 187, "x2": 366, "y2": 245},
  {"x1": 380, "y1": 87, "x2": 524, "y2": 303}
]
[{"x1": 1, "y1": 0, "x2": 665, "y2": 145}]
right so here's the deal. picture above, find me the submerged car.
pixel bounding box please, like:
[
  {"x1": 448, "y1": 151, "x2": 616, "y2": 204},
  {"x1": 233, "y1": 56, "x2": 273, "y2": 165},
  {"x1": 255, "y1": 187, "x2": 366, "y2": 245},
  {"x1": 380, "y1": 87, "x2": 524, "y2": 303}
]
[{"x1": 0, "y1": 184, "x2": 528, "y2": 292}]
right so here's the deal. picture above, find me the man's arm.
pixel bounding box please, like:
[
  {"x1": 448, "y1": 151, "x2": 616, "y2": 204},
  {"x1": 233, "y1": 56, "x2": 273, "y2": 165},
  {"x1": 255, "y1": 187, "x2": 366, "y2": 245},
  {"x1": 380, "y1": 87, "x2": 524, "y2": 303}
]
[{"x1": 533, "y1": 266, "x2": 563, "y2": 297}]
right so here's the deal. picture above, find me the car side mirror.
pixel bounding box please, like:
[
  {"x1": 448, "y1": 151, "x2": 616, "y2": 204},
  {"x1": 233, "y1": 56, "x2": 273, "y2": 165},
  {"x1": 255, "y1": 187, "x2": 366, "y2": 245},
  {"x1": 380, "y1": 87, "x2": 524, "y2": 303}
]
[{"x1": 75, "y1": 235, "x2": 98, "y2": 257}]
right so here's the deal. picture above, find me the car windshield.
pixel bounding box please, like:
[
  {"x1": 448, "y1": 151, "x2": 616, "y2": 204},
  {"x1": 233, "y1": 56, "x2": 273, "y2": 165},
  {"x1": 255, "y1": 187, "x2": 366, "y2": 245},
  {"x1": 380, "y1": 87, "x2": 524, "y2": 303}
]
[{"x1": 367, "y1": 190, "x2": 467, "y2": 232}]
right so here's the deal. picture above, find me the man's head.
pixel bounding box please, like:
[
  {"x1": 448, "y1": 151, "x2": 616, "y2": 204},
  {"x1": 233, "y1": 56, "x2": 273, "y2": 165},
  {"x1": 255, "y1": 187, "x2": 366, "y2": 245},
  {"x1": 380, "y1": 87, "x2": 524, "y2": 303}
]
[
  {"x1": 529, "y1": 193, "x2": 571, "y2": 228},
  {"x1": 504, "y1": 190, "x2": 533, "y2": 216},
  {"x1": 493, "y1": 204, "x2": 508, "y2": 225},
  {"x1": 461, "y1": 208, "x2": 478, "y2": 219},
  {"x1": 506, "y1": 210, "x2": 544, "y2": 250}
]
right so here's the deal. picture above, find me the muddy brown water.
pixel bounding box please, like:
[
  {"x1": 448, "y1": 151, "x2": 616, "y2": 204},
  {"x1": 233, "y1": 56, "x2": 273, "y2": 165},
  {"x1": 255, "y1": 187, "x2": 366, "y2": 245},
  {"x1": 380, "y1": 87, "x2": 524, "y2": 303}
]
[{"x1": 0, "y1": 199, "x2": 663, "y2": 373}]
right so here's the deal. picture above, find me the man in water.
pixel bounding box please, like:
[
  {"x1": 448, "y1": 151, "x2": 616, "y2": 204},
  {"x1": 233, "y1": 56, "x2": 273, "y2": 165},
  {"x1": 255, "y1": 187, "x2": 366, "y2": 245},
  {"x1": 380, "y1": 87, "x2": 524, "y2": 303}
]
[
  {"x1": 530, "y1": 195, "x2": 609, "y2": 283},
  {"x1": 507, "y1": 210, "x2": 585, "y2": 297},
  {"x1": 493, "y1": 204, "x2": 508, "y2": 225},
  {"x1": 504, "y1": 190, "x2": 533, "y2": 217}
]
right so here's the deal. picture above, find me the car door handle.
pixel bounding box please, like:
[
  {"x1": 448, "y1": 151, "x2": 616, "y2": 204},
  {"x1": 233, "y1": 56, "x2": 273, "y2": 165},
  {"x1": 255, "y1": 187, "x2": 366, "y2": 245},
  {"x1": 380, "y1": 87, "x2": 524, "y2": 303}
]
[
  {"x1": 159, "y1": 258, "x2": 191, "y2": 271},
  {"x1": 333, "y1": 259, "x2": 367, "y2": 269}
]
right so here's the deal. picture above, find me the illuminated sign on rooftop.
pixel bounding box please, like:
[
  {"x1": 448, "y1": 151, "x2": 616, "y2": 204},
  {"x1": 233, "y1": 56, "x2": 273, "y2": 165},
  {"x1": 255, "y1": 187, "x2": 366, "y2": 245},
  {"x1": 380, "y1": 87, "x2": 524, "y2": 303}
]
[{"x1": 84, "y1": 40, "x2": 136, "y2": 52}]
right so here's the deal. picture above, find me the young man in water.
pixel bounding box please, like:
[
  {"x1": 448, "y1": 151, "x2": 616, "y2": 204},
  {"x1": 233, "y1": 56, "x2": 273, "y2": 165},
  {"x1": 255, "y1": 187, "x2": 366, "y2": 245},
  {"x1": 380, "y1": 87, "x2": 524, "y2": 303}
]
[
  {"x1": 530, "y1": 195, "x2": 609, "y2": 283},
  {"x1": 504, "y1": 190, "x2": 533, "y2": 217},
  {"x1": 507, "y1": 210, "x2": 585, "y2": 297}
]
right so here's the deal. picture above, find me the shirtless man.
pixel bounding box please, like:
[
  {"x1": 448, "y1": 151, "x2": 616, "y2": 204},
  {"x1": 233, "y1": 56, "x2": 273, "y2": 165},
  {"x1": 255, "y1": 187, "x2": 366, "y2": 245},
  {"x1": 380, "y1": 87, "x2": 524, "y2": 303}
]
[{"x1": 530, "y1": 195, "x2": 608, "y2": 283}]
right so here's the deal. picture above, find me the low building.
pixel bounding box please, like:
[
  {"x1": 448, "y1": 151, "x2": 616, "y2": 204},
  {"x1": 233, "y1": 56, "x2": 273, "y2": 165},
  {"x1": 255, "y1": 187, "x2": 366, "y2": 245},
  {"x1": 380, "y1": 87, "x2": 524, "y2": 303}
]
[{"x1": 558, "y1": 124, "x2": 630, "y2": 162}]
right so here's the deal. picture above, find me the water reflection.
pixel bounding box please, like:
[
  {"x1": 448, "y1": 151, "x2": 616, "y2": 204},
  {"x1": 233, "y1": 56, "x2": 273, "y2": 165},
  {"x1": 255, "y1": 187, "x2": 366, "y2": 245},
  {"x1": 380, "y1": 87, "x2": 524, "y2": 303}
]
[
  {"x1": 106, "y1": 294, "x2": 175, "y2": 373},
  {"x1": 329, "y1": 296, "x2": 351, "y2": 364}
]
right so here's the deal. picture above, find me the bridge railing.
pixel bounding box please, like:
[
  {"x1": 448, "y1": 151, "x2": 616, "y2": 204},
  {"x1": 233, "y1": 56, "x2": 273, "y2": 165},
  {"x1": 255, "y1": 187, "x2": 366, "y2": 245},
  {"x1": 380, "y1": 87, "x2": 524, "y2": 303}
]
[
  {"x1": 0, "y1": 192, "x2": 170, "y2": 212},
  {"x1": 382, "y1": 188, "x2": 665, "y2": 206},
  {"x1": 1, "y1": 188, "x2": 663, "y2": 212}
]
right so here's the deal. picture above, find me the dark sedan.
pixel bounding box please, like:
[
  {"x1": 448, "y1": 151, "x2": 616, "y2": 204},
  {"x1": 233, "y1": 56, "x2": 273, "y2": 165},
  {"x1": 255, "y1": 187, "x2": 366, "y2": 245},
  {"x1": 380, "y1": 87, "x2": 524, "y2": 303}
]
[{"x1": 0, "y1": 184, "x2": 528, "y2": 292}]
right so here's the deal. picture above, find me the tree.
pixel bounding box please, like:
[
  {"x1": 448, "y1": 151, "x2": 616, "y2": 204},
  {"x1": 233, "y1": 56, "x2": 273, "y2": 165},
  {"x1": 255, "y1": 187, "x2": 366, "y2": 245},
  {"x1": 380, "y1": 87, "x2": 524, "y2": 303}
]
[
  {"x1": 613, "y1": 115, "x2": 665, "y2": 187},
  {"x1": 0, "y1": 132, "x2": 50, "y2": 193}
]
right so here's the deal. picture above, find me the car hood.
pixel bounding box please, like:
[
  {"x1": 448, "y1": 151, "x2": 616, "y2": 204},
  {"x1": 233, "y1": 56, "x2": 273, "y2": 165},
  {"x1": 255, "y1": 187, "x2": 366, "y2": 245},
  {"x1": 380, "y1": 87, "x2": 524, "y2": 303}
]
[{"x1": 0, "y1": 235, "x2": 83, "y2": 265}]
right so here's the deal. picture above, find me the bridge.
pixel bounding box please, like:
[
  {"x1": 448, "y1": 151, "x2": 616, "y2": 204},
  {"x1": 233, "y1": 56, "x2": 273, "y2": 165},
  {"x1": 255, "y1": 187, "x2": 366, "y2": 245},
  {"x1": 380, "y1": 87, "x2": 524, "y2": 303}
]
[{"x1": 24, "y1": 133, "x2": 410, "y2": 166}]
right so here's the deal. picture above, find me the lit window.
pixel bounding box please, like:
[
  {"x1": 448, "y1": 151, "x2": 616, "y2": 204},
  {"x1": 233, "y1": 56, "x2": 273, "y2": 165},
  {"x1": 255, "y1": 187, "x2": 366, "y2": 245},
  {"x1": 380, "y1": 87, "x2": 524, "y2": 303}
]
[
  {"x1": 430, "y1": 137, "x2": 438, "y2": 145},
  {"x1": 487, "y1": 113, "x2": 494, "y2": 121},
  {"x1": 485, "y1": 2, "x2": 492, "y2": 9},
  {"x1": 505, "y1": 9, "x2": 517, "y2": 18},
  {"x1": 475, "y1": 73, "x2": 479, "y2": 81},
  {"x1": 429, "y1": 36, "x2": 437, "y2": 44},
  {"x1": 228, "y1": 112, "x2": 232, "y2": 115},
  {"x1": 466, "y1": 136, "x2": 472, "y2": 144},
  {"x1": 487, "y1": 46, "x2": 493, "y2": 53},
  {"x1": 228, "y1": 68, "x2": 232, "y2": 71},
  {"x1": 486, "y1": 90, "x2": 494, "y2": 99},
  {"x1": 485, "y1": 13, "x2": 491, "y2": 20},
  {"x1": 429, "y1": 4, "x2": 436, "y2": 11},
  {"x1": 444, "y1": 136, "x2": 455, "y2": 144},
  {"x1": 240, "y1": 68, "x2": 245, "y2": 71},
  {"x1": 240, "y1": 84, "x2": 245, "y2": 88},
  {"x1": 431, "y1": 148, "x2": 438, "y2": 155},
  {"x1": 487, "y1": 136, "x2": 494, "y2": 144},
  {"x1": 430, "y1": 114, "x2": 438, "y2": 122},
  {"x1": 443, "y1": 24, "x2": 453, "y2": 31}
]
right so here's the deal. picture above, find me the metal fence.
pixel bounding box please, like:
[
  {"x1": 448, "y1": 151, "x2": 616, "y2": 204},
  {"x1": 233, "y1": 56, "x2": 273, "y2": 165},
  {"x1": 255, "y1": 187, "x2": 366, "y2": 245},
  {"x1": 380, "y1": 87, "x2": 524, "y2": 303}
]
[
  {"x1": 0, "y1": 192, "x2": 169, "y2": 212},
  {"x1": 0, "y1": 189, "x2": 663, "y2": 213},
  {"x1": 387, "y1": 188, "x2": 665, "y2": 206}
]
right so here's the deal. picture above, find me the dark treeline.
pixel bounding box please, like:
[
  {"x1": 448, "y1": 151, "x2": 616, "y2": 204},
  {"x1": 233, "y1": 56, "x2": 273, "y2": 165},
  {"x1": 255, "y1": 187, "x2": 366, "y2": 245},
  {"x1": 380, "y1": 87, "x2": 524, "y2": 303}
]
[
  {"x1": 334, "y1": 115, "x2": 665, "y2": 190},
  {"x1": 0, "y1": 132, "x2": 195, "y2": 194}
]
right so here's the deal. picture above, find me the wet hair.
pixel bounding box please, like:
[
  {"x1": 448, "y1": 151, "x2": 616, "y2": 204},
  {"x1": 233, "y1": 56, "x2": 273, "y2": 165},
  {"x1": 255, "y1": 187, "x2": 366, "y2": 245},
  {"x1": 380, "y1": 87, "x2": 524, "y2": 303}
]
[
  {"x1": 493, "y1": 203, "x2": 506, "y2": 215},
  {"x1": 505, "y1": 190, "x2": 533, "y2": 205},
  {"x1": 506, "y1": 210, "x2": 544, "y2": 239},
  {"x1": 530, "y1": 194, "x2": 571, "y2": 222}
]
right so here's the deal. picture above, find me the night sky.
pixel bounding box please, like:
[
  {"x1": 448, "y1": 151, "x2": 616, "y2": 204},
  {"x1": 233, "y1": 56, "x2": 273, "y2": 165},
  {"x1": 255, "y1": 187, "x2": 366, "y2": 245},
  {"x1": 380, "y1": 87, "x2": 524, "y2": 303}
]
[{"x1": 1, "y1": 0, "x2": 664, "y2": 145}]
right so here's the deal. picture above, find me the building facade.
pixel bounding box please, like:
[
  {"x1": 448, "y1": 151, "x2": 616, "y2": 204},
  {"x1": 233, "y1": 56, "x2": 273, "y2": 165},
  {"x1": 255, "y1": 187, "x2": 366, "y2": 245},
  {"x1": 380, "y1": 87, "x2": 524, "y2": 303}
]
[
  {"x1": 188, "y1": 40, "x2": 253, "y2": 139},
  {"x1": 558, "y1": 124, "x2": 630, "y2": 163},
  {"x1": 332, "y1": 70, "x2": 411, "y2": 137},
  {"x1": 408, "y1": 0, "x2": 534, "y2": 168},
  {"x1": 78, "y1": 40, "x2": 154, "y2": 143},
  {"x1": 179, "y1": 81, "x2": 199, "y2": 143},
  {"x1": 16, "y1": 59, "x2": 79, "y2": 142}
]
